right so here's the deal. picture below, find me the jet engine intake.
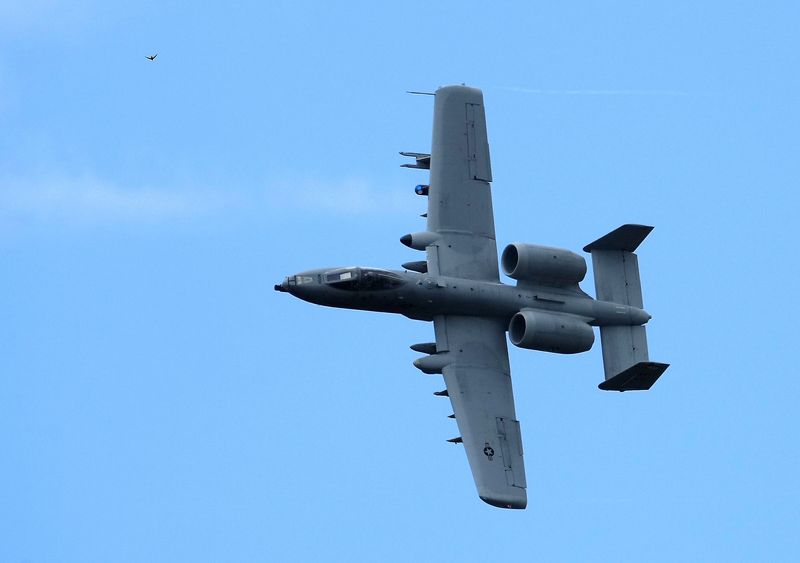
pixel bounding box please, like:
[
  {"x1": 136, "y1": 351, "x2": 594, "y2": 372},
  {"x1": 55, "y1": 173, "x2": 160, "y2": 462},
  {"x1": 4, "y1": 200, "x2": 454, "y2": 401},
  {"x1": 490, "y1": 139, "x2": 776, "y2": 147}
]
[
  {"x1": 508, "y1": 310, "x2": 594, "y2": 354},
  {"x1": 501, "y1": 243, "x2": 587, "y2": 287}
]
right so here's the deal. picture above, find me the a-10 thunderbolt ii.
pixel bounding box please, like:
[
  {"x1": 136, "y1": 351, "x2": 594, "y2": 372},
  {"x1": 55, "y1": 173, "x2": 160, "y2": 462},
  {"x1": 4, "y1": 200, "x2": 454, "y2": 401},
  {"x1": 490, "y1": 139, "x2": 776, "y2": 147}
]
[{"x1": 275, "y1": 85, "x2": 668, "y2": 509}]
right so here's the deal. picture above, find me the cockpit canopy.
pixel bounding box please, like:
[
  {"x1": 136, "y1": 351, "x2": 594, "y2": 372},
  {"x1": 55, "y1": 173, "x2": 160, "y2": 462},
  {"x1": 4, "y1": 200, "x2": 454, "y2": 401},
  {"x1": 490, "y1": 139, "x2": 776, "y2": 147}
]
[{"x1": 324, "y1": 268, "x2": 404, "y2": 291}]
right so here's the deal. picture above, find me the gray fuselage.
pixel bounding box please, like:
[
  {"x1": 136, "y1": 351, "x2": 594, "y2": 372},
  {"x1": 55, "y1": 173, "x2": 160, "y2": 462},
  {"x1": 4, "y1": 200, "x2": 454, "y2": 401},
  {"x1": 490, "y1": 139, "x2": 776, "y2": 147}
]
[{"x1": 275, "y1": 266, "x2": 650, "y2": 328}]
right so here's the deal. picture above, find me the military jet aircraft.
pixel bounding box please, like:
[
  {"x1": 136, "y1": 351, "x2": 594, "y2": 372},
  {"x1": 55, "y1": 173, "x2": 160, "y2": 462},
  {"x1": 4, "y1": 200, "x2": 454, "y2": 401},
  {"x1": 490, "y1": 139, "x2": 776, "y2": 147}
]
[{"x1": 275, "y1": 85, "x2": 668, "y2": 509}]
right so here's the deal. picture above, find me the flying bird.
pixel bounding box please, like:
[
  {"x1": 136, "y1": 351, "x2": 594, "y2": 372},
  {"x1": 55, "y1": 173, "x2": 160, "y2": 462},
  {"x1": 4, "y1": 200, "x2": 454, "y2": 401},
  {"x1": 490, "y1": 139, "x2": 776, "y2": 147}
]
[{"x1": 145, "y1": 54, "x2": 158, "y2": 61}]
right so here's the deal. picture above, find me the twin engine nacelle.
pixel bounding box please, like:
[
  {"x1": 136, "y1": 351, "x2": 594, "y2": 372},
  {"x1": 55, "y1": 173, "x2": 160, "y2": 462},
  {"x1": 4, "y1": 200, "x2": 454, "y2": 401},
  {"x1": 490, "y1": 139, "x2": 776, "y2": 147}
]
[
  {"x1": 508, "y1": 310, "x2": 594, "y2": 354},
  {"x1": 501, "y1": 243, "x2": 587, "y2": 287}
]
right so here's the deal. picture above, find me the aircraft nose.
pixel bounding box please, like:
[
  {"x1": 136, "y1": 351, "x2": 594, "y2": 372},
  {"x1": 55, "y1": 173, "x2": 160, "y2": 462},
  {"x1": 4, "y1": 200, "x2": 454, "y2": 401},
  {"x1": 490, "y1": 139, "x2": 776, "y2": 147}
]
[{"x1": 274, "y1": 278, "x2": 290, "y2": 292}]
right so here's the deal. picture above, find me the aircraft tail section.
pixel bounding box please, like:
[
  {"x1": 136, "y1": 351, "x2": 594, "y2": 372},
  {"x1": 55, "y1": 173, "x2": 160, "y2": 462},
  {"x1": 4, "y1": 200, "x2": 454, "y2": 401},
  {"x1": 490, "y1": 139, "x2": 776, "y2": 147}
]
[{"x1": 583, "y1": 225, "x2": 669, "y2": 391}]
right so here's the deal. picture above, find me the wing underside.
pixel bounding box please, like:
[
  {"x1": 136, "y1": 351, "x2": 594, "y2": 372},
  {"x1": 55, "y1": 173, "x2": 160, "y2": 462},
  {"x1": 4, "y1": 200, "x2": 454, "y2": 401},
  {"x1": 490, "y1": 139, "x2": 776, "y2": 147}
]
[
  {"x1": 426, "y1": 86, "x2": 499, "y2": 281},
  {"x1": 434, "y1": 315, "x2": 527, "y2": 509},
  {"x1": 413, "y1": 86, "x2": 526, "y2": 508}
]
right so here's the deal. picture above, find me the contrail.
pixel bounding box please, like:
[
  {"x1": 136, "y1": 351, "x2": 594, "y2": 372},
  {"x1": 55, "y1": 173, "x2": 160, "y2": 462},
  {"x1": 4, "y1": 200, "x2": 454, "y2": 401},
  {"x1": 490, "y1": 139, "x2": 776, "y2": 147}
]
[{"x1": 499, "y1": 86, "x2": 693, "y2": 97}]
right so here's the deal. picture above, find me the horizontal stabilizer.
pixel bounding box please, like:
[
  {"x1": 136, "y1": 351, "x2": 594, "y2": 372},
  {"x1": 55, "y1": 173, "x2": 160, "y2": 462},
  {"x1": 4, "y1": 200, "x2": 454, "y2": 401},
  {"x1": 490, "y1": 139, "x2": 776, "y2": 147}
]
[
  {"x1": 587, "y1": 225, "x2": 668, "y2": 391},
  {"x1": 583, "y1": 224, "x2": 653, "y2": 253},
  {"x1": 598, "y1": 362, "x2": 669, "y2": 391}
]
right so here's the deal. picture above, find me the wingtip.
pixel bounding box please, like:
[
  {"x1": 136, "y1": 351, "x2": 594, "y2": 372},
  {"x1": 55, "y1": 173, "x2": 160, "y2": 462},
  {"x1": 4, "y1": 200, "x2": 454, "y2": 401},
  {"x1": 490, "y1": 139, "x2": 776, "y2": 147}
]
[{"x1": 479, "y1": 494, "x2": 527, "y2": 510}]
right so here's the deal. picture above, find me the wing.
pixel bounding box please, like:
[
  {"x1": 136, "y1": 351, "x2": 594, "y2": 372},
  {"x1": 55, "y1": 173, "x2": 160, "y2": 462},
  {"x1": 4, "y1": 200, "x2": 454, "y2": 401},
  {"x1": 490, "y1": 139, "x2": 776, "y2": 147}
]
[
  {"x1": 409, "y1": 86, "x2": 525, "y2": 506},
  {"x1": 434, "y1": 315, "x2": 527, "y2": 509},
  {"x1": 426, "y1": 86, "x2": 499, "y2": 281}
]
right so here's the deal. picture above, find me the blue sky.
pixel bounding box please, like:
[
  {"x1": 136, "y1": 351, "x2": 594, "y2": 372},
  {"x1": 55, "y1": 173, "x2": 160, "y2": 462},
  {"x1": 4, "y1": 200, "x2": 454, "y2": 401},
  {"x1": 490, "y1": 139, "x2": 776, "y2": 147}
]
[{"x1": 2, "y1": 1, "x2": 799, "y2": 561}]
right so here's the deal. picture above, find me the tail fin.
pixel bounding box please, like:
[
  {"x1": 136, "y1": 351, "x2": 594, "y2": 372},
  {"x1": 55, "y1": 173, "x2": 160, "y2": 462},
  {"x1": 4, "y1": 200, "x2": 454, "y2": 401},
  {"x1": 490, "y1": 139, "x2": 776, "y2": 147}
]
[{"x1": 584, "y1": 225, "x2": 669, "y2": 391}]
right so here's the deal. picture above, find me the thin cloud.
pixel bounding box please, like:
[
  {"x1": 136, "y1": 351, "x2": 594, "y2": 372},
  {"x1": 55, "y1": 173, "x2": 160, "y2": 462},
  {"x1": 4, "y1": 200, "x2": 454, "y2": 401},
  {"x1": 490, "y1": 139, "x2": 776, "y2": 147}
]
[
  {"x1": 500, "y1": 86, "x2": 695, "y2": 97},
  {"x1": 0, "y1": 0, "x2": 92, "y2": 34},
  {"x1": 267, "y1": 178, "x2": 418, "y2": 216},
  {"x1": 0, "y1": 174, "x2": 419, "y2": 232},
  {"x1": 0, "y1": 175, "x2": 232, "y2": 227}
]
